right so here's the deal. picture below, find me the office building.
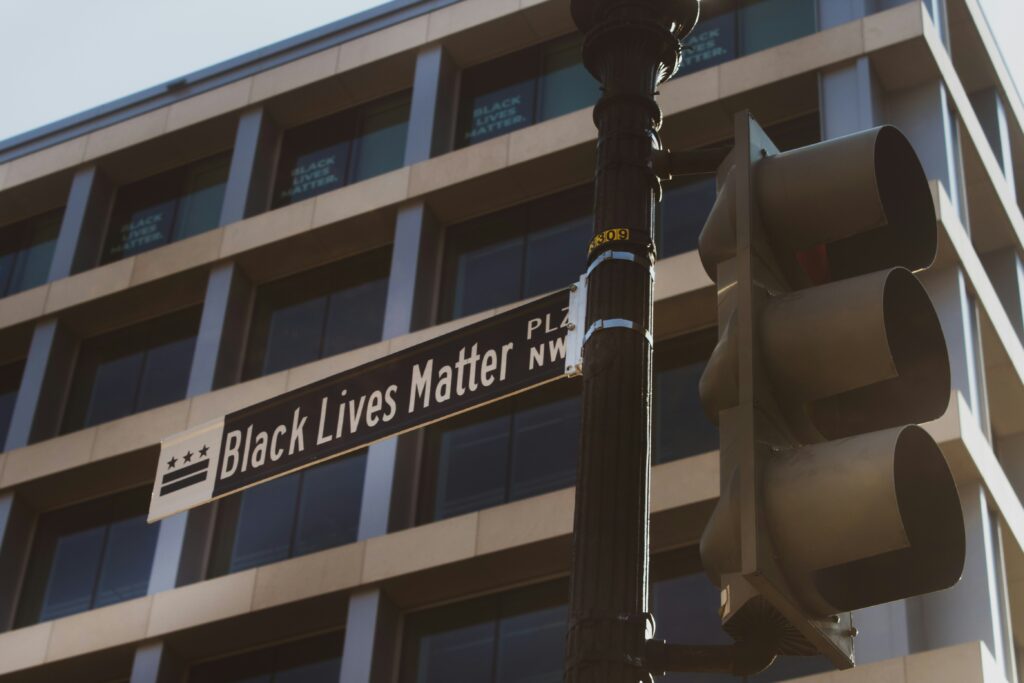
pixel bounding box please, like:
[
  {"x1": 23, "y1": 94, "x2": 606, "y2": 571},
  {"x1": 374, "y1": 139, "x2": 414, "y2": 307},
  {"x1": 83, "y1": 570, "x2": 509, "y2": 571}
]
[{"x1": 0, "y1": 0, "x2": 1021, "y2": 681}]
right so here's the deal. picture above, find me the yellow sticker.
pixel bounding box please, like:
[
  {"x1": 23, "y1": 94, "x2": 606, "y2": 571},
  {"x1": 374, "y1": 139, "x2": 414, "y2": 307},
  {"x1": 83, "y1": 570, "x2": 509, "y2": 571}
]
[{"x1": 587, "y1": 228, "x2": 631, "y2": 254}]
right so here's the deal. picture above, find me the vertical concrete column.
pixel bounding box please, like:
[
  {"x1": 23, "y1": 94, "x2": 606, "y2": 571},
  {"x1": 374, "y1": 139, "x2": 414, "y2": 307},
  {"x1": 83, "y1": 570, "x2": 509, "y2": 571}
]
[
  {"x1": 887, "y1": 81, "x2": 968, "y2": 227},
  {"x1": 0, "y1": 492, "x2": 34, "y2": 630},
  {"x1": 998, "y1": 432, "x2": 1024, "y2": 498},
  {"x1": 148, "y1": 263, "x2": 255, "y2": 593},
  {"x1": 819, "y1": 57, "x2": 881, "y2": 140},
  {"x1": 816, "y1": 0, "x2": 871, "y2": 30},
  {"x1": 403, "y1": 43, "x2": 458, "y2": 165},
  {"x1": 341, "y1": 44, "x2": 456, "y2": 681},
  {"x1": 129, "y1": 641, "x2": 185, "y2": 683},
  {"x1": 147, "y1": 512, "x2": 188, "y2": 595},
  {"x1": 356, "y1": 203, "x2": 442, "y2": 542},
  {"x1": 220, "y1": 106, "x2": 279, "y2": 225},
  {"x1": 48, "y1": 165, "x2": 115, "y2": 280},
  {"x1": 970, "y1": 88, "x2": 1015, "y2": 188},
  {"x1": 982, "y1": 248, "x2": 1024, "y2": 340},
  {"x1": 920, "y1": 266, "x2": 987, "y2": 423},
  {"x1": 187, "y1": 262, "x2": 253, "y2": 397},
  {"x1": 338, "y1": 589, "x2": 400, "y2": 683},
  {"x1": 4, "y1": 318, "x2": 77, "y2": 450},
  {"x1": 852, "y1": 601, "x2": 912, "y2": 664},
  {"x1": 911, "y1": 485, "x2": 1008, "y2": 671}
]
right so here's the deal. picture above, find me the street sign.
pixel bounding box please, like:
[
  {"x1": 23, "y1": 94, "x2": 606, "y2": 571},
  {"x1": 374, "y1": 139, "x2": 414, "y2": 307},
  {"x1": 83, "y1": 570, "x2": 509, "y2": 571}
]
[{"x1": 148, "y1": 287, "x2": 582, "y2": 522}]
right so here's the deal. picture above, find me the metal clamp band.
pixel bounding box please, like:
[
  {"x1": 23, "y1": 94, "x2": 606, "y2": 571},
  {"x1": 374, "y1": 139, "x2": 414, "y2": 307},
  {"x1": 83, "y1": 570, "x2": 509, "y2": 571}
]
[
  {"x1": 583, "y1": 318, "x2": 654, "y2": 346},
  {"x1": 586, "y1": 250, "x2": 656, "y2": 281}
]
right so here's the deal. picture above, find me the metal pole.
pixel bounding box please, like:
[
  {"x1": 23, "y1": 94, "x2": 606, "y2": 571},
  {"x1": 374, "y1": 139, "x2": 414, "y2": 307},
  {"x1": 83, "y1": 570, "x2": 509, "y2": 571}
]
[{"x1": 566, "y1": 1, "x2": 698, "y2": 681}]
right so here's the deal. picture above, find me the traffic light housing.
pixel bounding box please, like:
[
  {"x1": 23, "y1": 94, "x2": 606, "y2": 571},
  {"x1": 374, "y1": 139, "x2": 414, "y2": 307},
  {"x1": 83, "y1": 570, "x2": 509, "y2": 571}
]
[{"x1": 697, "y1": 112, "x2": 966, "y2": 668}]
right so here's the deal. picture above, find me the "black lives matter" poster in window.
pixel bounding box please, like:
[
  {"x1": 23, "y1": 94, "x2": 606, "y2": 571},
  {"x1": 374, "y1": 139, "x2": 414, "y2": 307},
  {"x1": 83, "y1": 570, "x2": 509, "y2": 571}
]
[{"x1": 277, "y1": 142, "x2": 349, "y2": 205}]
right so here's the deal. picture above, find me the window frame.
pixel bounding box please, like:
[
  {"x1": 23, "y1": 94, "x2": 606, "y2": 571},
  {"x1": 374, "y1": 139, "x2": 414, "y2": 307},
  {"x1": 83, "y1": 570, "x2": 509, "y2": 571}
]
[
  {"x1": 0, "y1": 208, "x2": 62, "y2": 297},
  {"x1": 14, "y1": 487, "x2": 158, "y2": 628},
  {"x1": 102, "y1": 152, "x2": 232, "y2": 265},
  {"x1": 241, "y1": 247, "x2": 392, "y2": 381},
  {"x1": 270, "y1": 91, "x2": 412, "y2": 210},
  {"x1": 61, "y1": 306, "x2": 202, "y2": 434}
]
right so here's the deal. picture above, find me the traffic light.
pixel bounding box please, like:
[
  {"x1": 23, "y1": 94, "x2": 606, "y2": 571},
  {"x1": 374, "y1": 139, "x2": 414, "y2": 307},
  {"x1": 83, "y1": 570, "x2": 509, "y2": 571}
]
[{"x1": 697, "y1": 112, "x2": 966, "y2": 668}]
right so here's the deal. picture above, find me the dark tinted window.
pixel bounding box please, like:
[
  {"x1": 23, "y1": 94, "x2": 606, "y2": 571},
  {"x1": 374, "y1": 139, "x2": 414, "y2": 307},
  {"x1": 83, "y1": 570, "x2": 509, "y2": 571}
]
[
  {"x1": 15, "y1": 488, "x2": 159, "y2": 626},
  {"x1": 104, "y1": 153, "x2": 230, "y2": 263},
  {"x1": 657, "y1": 113, "x2": 821, "y2": 259},
  {"x1": 675, "y1": 0, "x2": 816, "y2": 79},
  {"x1": 653, "y1": 331, "x2": 719, "y2": 464},
  {"x1": 401, "y1": 579, "x2": 567, "y2": 683},
  {"x1": 456, "y1": 35, "x2": 600, "y2": 148},
  {"x1": 272, "y1": 93, "x2": 410, "y2": 208},
  {"x1": 400, "y1": 551, "x2": 817, "y2": 683},
  {"x1": 420, "y1": 334, "x2": 713, "y2": 522},
  {"x1": 189, "y1": 631, "x2": 343, "y2": 683},
  {"x1": 244, "y1": 248, "x2": 390, "y2": 379},
  {"x1": 62, "y1": 308, "x2": 201, "y2": 433},
  {"x1": 208, "y1": 453, "x2": 367, "y2": 576},
  {"x1": 442, "y1": 185, "x2": 592, "y2": 322},
  {"x1": 650, "y1": 552, "x2": 831, "y2": 682},
  {"x1": 0, "y1": 360, "x2": 23, "y2": 448},
  {"x1": 423, "y1": 380, "x2": 580, "y2": 522},
  {"x1": 0, "y1": 209, "x2": 61, "y2": 296}
]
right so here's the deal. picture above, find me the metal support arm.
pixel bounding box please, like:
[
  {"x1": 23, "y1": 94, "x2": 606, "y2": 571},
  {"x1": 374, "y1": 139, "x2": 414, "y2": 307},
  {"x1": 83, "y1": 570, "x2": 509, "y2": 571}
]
[
  {"x1": 644, "y1": 640, "x2": 777, "y2": 677},
  {"x1": 651, "y1": 146, "x2": 732, "y2": 179}
]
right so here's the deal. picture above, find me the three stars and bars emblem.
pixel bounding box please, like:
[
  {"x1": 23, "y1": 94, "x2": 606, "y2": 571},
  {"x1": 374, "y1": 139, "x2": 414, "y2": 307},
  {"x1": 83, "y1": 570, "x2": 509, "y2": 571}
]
[
  {"x1": 159, "y1": 443, "x2": 211, "y2": 496},
  {"x1": 149, "y1": 419, "x2": 224, "y2": 522}
]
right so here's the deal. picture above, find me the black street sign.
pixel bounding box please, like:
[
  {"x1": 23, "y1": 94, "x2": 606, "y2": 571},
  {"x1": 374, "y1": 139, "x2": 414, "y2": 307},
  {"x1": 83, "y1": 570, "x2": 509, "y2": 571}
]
[{"x1": 149, "y1": 289, "x2": 576, "y2": 521}]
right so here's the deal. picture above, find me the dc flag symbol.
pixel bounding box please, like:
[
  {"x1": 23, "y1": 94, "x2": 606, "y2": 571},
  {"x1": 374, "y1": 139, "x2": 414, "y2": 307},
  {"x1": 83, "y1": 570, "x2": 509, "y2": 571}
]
[{"x1": 149, "y1": 419, "x2": 224, "y2": 522}]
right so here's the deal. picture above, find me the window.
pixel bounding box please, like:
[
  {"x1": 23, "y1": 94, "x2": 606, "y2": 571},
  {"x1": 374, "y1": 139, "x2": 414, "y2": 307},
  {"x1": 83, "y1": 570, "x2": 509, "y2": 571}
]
[
  {"x1": 15, "y1": 488, "x2": 159, "y2": 626},
  {"x1": 441, "y1": 185, "x2": 592, "y2": 322},
  {"x1": 62, "y1": 308, "x2": 201, "y2": 433},
  {"x1": 243, "y1": 248, "x2": 391, "y2": 379},
  {"x1": 420, "y1": 335, "x2": 714, "y2": 522},
  {"x1": 422, "y1": 380, "x2": 581, "y2": 522},
  {"x1": 658, "y1": 176, "x2": 717, "y2": 259},
  {"x1": 653, "y1": 331, "x2": 719, "y2": 464},
  {"x1": 657, "y1": 113, "x2": 821, "y2": 259},
  {"x1": 675, "y1": 0, "x2": 817, "y2": 79},
  {"x1": 208, "y1": 453, "x2": 367, "y2": 576},
  {"x1": 272, "y1": 92, "x2": 410, "y2": 208},
  {"x1": 0, "y1": 360, "x2": 23, "y2": 448},
  {"x1": 400, "y1": 550, "x2": 816, "y2": 683},
  {"x1": 401, "y1": 579, "x2": 568, "y2": 683},
  {"x1": 189, "y1": 631, "x2": 343, "y2": 683},
  {"x1": 104, "y1": 153, "x2": 230, "y2": 263},
  {"x1": 456, "y1": 35, "x2": 601, "y2": 148},
  {"x1": 650, "y1": 551, "x2": 831, "y2": 683},
  {"x1": 0, "y1": 209, "x2": 61, "y2": 296}
]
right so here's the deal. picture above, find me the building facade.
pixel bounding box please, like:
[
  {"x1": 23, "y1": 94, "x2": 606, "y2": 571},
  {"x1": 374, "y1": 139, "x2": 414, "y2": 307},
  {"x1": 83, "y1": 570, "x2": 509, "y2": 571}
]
[{"x1": 0, "y1": 0, "x2": 1021, "y2": 681}]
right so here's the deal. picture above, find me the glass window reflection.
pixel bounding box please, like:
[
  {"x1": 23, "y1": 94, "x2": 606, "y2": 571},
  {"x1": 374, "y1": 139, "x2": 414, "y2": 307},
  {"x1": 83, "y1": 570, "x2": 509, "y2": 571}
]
[
  {"x1": 456, "y1": 35, "x2": 599, "y2": 148},
  {"x1": 0, "y1": 360, "x2": 24, "y2": 448},
  {"x1": 400, "y1": 551, "x2": 820, "y2": 683},
  {"x1": 442, "y1": 185, "x2": 592, "y2": 322},
  {"x1": 273, "y1": 92, "x2": 410, "y2": 208},
  {"x1": 0, "y1": 209, "x2": 61, "y2": 297},
  {"x1": 244, "y1": 248, "x2": 390, "y2": 380},
  {"x1": 189, "y1": 631, "x2": 343, "y2": 683},
  {"x1": 104, "y1": 153, "x2": 230, "y2": 263},
  {"x1": 16, "y1": 488, "x2": 159, "y2": 626},
  {"x1": 208, "y1": 453, "x2": 367, "y2": 577},
  {"x1": 62, "y1": 308, "x2": 200, "y2": 433}
]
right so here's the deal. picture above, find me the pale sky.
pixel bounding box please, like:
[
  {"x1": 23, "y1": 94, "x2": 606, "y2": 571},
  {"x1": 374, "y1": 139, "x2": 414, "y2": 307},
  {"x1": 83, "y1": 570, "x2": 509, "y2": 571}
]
[{"x1": 0, "y1": 0, "x2": 1022, "y2": 144}]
